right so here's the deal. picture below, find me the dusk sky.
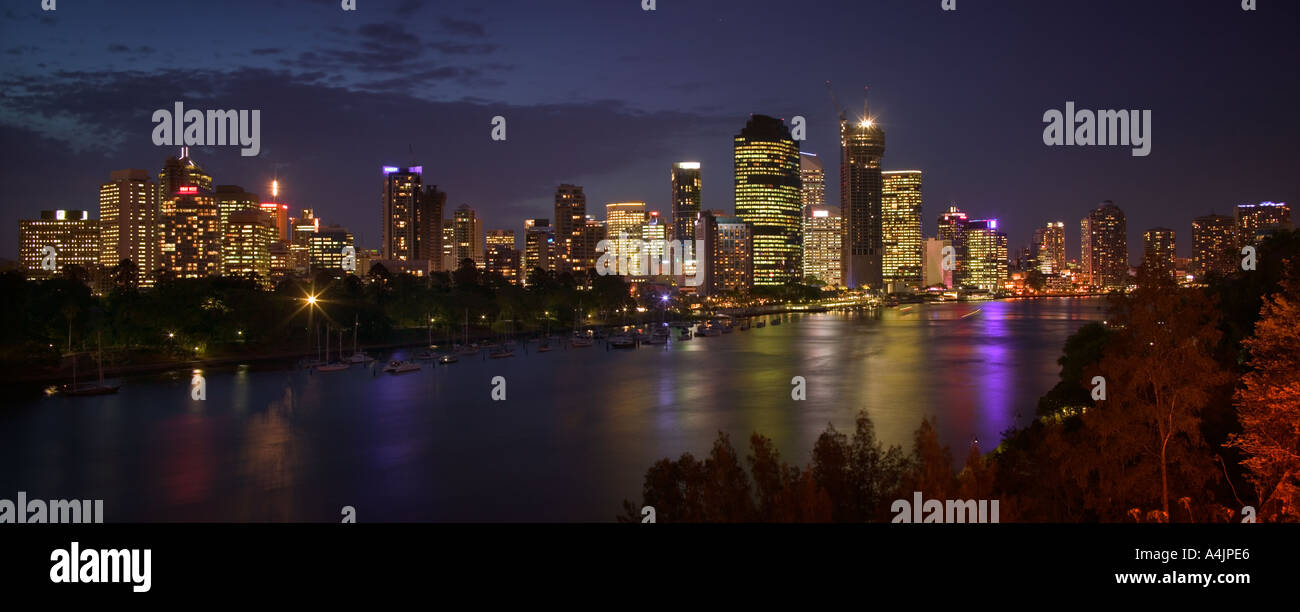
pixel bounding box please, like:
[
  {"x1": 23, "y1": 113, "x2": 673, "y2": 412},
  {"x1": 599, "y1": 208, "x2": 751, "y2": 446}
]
[{"x1": 1, "y1": 0, "x2": 1296, "y2": 262}]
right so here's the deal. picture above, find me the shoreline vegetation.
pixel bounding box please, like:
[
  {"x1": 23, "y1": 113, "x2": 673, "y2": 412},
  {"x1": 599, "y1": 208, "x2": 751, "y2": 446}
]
[{"x1": 619, "y1": 232, "x2": 1300, "y2": 523}]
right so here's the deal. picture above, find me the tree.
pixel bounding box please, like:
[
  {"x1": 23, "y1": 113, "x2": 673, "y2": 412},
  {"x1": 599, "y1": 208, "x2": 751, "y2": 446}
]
[
  {"x1": 1230, "y1": 261, "x2": 1300, "y2": 521},
  {"x1": 110, "y1": 259, "x2": 139, "y2": 291}
]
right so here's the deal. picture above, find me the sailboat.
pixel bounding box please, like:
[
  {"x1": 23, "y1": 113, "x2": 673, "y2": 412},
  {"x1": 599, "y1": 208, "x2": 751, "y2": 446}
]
[
  {"x1": 317, "y1": 327, "x2": 350, "y2": 371},
  {"x1": 570, "y1": 303, "x2": 593, "y2": 348},
  {"x1": 60, "y1": 330, "x2": 119, "y2": 396},
  {"x1": 456, "y1": 310, "x2": 479, "y2": 355},
  {"x1": 347, "y1": 316, "x2": 373, "y2": 363},
  {"x1": 300, "y1": 324, "x2": 324, "y2": 369},
  {"x1": 415, "y1": 315, "x2": 439, "y2": 361}
]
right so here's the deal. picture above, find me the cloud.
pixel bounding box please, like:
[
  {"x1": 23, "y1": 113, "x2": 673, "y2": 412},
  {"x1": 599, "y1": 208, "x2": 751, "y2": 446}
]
[{"x1": 439, "y1": 16, "x2": 487, "y2": 38}]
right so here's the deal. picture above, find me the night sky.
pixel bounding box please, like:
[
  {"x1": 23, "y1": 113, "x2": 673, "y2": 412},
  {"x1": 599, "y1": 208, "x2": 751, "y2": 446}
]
[{"x1": 1, "y1": 0, "x2": 1296, "y2": 263}]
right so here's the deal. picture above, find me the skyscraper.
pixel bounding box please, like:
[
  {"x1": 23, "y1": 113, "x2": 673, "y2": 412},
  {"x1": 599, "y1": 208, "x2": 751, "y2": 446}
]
[
  {"x1": 380, "y1": 166, "x2": 423, "y2": 261},
  {"x1": 922, "y1": 238, "x2": 954, "y2": 289},
  {"x1": 937, "y1": 205, "x2": 969, "y2": 287},
  {"x1": 417, "y1": 185, "x2": 447, "y2": 269},
  {"x1": 452, "y1": 204, "x2": 484, "y2": 269},
  {"x1": 605, "y1": 201, "x2": 646, "y2": 273},
  {"x1": 1235, "y1": 201, "x2": 1292, "y2": 246},
  {"x1": 159, "y1": 151, "x2": 219, "y2": 279},
  {"x1": 799, "y1": 153, "x2": 825, "y2": 214},
  {"x1": 98, "y1": 169, "x2": 159, "y2": 285},
  {"x1": 881, "y1": 170, "x2": 922, "y2": 289},
  {"x1": 523, "y1": 218, "x2": 554, "y2": 280},
  {"x1": 1081, "y1": 201, "x2": 1128, "y2": 290},
  {"x1": 223, "y1": 209, "x2": 276, "y2": 287},
  {"x1": 802, "y1": 208, "x2": 841, "y2": 287},
  {"x1": 734, "y1": 115, "x2": 802, "y2": 286},
  {"x1": 18, "y1": 209, "x2": 100, "y2": 283},
  {"x1": 308, "y1": 224, "x2": 355, "y2": 275},
  {"x1": 839, "y1": 105, "x2": 885, "y2": 289},
  {"x1": 215, "y1": 185, "x2": 261, "y2": 235},
  {"x1": 699, "y1": 210, "x2": 753, "y2": 296},
  {"x1": 1035, "y1": 222, "x2": 1066, "y2": 274},
  {"x1": 964, "y1": 219, "x2": 1007, "y2": 292},
  {"x1": 1142, "y1": 227, "x2": 1177, "y2": 279},
  {"x1": 485, "y1": 229, "x2": 520, "y2": 284},
  {"x1": 554, "y1": 184, "x2": 587, "y2": 275},
  {"x1": 671, "y1": 162, "x2": 701, "y2": 244},
  {"x1": 1192, "y1": 213, "x2": 1236, "y2": 277}
]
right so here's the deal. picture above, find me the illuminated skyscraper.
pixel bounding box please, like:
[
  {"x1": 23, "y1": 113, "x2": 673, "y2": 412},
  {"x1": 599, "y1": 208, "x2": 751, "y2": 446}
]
[
  {"x1": 223, "y1": 209, "x2": 276, "y2": 287},
  {"x1": 289, "y1": 209, "x2": 318, "y2": 274},
  {"x1": 839, "y1": 103, "x2": 885, "y2": 289},
  {"x1": 380, "y1": 165, "x2": 425, "y2": 261},
  {"x1": 308, "y1": 224, "x2": 355, "y2": 275},
  {"x1": 964, "y1": 219, "x2": 1007, "y2": 292},
  {"x1": 800, "y1": 153, "x2": 825, "y2": 215},
  {"x1": 1235, "y1": 201, "x2": 1292, "y2": 246},
  {"x1": 1192, "y1": 213, "x2": 1236, "y2": 277},
  {"x1": 523, "y1": 219, "x2": 554, "y2": 280},
  {"x1": 881, "y1": 170, "x2": 922, "y2": 288},
  {"x1": 485, "y1": 229, "x2": 520, "y2": 284},
  {"x1": 265, "y1": 179, "x2": 290, "y2": 240},
  {"x1": 922, "y1": 238, "x2": 954, "y2": 289},
  {"x1": 1035, "y1": 222, "x2": 1066, "y2": 274},
  {"x1": 441, "y1": 222, "x2": 455, "y2": 272},
  {"x1": 671, "y1": 163, "x2": 701, "y2": 244},
  {"x1": 699, "y1": 210, "x2": 753, "y2": 296},
  {"x1": 453, "y1": 204, "x2": 484, "y2": 269},
  {"x1": 605, "y1": 201, "x2": 646, "y2": 273},
  {"x1": 159, "y1": 151, "x2": 219, "y2": 279},
  {"x1": 802, "y1": 208, "x2": 841, "y2": 287},
  {"x1": 577, "y1": 217, "x2": 604, "y2": 276},
  {"x1": 18, "y1": 210, "x2": 100, "y2": 283},
  {"x1": 1142, "y1": 227, "x2": 1177, "y2": 279},
  {"x1": 734, "y1": 115, "x2": 802, "y2": 286},
  {"x1": 215, "y1": 185, "x2": 261, "y2": 234},
  {"x1": 1081, "y1": 201, "x2": 1128, "y2": 290},
  {"x1": 98, "y1": 169, "x2": 159, "y2": 285},
  {"x1": 554, "y1": 184, "x2": 587, "y2": 274},
  {"x1": 937, "y1": 205, "x2": 969, "y2": 286},
  {"x1": 641, "y1": 211, "x2": 668, "y2": 278}
]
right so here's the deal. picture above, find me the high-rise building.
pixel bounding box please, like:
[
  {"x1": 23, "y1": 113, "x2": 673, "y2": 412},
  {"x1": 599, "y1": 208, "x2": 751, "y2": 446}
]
[
  {"x1": 964, "y1": 219, "x2": 1008, "y2": 292},
  {"x1": 452, "y1": 204, "x2": 484, "y2": 269},
  {"x1": 554, "y1": 184, "x2": 587, "y2": 275},
  {"x1": 441, "y1": 222, "x2": 456, "y2": 272},
  {"x1": 158, "y1": 151, "x2": 219, "y2": 279},
  {"x1": 485, "y1": 229, "x2": 520, "y2": 284},
  {"x1": 380, "y1": 165, "x2": 429, "y2": 261},
  {"x1": 264, "y1": 179, "x2": 290, "y2": 240},
  {"x1": 922, "y1": 238, "x2": 954, "y2": 289},
  {"x1": 1235, "y1": 201, "x2": 1292, "y2": 246},
  {"x1": 1081, "y1": 201, "x2": 1128, "y2": 290},
  {"x1": 222, "y1": 209, "x2": 276, "y2": 288},
  {"x1": 641, "y1": 211, "x2": 668, "y2": 278},
  {"x1": 734, "y1": 115, "x2": 802, "y2": 286},
  {"x1": 698, "y1": 210, "x2": 753, "y2": 296},
  {"x1": 577, "y1": 217, "x2": 604, "y2": 277},
  {"x1": 1035, "y1": 222, "x2": 1066, "y2": 274},
  {"x1": 881, "y1": 170, "x2": 923, "y2": 289},
  {"x1": 214, "y1": 185, "x2": 261, "y2": 235},
  {"x1": 1142, "y1": 227, "x2": 1177, "y2": 279},
  {"x1": 18, "y1": 209, "x2": 100, "y2": 283},
  {"x1": 937, "y1": 205, "x2": 969, "y2": 287},
  {"x1": 799, "y1": 153, "x2": 825, "y2": 215},
  {"x1": 1192, "y1": 213, "x2": 1236, "y2": 277},
  {"x1": 605, "y1": 201, "x2": 646, "y2": 272},
  {"x1": 417, "y1": 185, "x2": 446, "y2": 268},
  {"x1": 802, "y1": 208, "x2": 841, "y2": 287},
  {"x1": 289, "y1": 209, "x2": 318, "y2": 275},
  {"x1": 839, "y1": 104, "x2": 886, "y2": 289},
  {"x1": 308, "y1": 224, "x2": 355, "y2": 274},
  {"x1": 671, "y1": 162, "x2": 701, "y2": 244},
  {"x1": 98, "y1": 169, "x2": 159, "y2": 285},
  {"x1": 523, "y1": 218, "x2": 554, "y2": 279}
]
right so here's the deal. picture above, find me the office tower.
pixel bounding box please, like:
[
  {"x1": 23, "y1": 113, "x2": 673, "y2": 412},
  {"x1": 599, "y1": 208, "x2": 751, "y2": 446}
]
[
  {"x1": 452, "y1": 204, "x2": 484, "y2": 269},
  {"x1": 290, "y1": 209, "x2": 317, "y2": 274},
  {"x1": 523, "y1": 218, "x2": 554, "y2": 280},
  {"x1": 554, "y1": 184, "x2": 587, "y2": 274},
  {"x1": 268, "y1": 241, "x2": 292, "y2": 283},
  {"x1": 1142, "y1": 228, "x2": 1177, "y2": 279},
  {"x1": 839, "y1": 102, "x2": 886, "y2": 290},
  {"x1": 734, "y1": 114, "x2": 802, "y2": 286},
  {"x1": 800, "y1": 153, "x2": 825, "y2": 215},
  {"x1": 605, "y1": 201, "x2": 646, "y2": 272},
  {"x1": 214, "y1": 185, "x2": 261, "y2": 234},
  {"x1": 158, "y1": 151, "x2": 219, "y2": 279},
  {"x1": 1035, "y1": 222, "x2": 1066, "y2": 274},
  {"x1": 417, "y1": 185, "x2": 446, "y2": 269},
  {"x1": 441, "y1": 222, "x2": 456, "y2": 272},
  {"x1": 577, "y1": 217, "x2": 604, "y2": 276},
  {"x1": 802, "y1": 208, "x2": 842, "y2": 287},
  {"x1": 642, "y1": 211, "x2": 668, "y2": 277},
  {"x1": 699, "y1": 210, "x2": 753, "y2": 296},
  {"x1": 309, "y1": 224, "x2": 355, "y2": 274},
  {"x1": 671, "y1": 162, "x2": 701, "y2": 244},
  {"x1": 937, "y1": 205, "x2": 969, "y2": 286},
  {"x1": 380, "y1": 165, "x2": 424, "y2": 261},
  {"x1": 881, "y1": 170, "x2": 923, "y2": 289},
  {"x1": 485, "y1": 229, "x2": 520, "y2": 284},
  {"x1": 964, "y1": 219, "x2": 1008, "y2": 292},
  {"x1": 18, "y1": 210, "x2": 100, "y2": 283},
  {"x1": 98, "y1": 169, "x2": 160, "y2": 286},
  {"x1": 264, "y1": 179, "x2": 291, "y2": 240},
  {"x1": 1081, "y1": 201, "x2": 1128, "y2": 290},
  {"x1": 1192, "y1": 213, "x2": 1237, "y2": 277},
  {"x1": 922, "y1": 238, "x2": 954, "y2": 289},
  {"x1": 1235, "y1": 201, "x2": 1292, "y2": 246},
  {"x1": 222, "y1": 209, "x2": 276, "y2": 287}
]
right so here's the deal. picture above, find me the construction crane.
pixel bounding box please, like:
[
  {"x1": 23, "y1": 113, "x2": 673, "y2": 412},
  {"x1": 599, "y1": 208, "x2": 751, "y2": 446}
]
[{"x1": 825, "y1": 80, "x2": 846, "y2": 123}]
